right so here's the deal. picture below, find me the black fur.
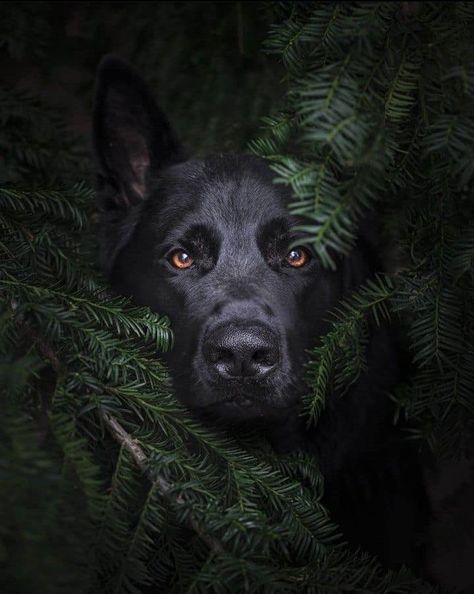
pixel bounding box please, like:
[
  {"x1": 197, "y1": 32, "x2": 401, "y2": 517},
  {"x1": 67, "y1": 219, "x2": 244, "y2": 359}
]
[{"x1": 93, "y1": 56, "x2": 427, "y2": 569}]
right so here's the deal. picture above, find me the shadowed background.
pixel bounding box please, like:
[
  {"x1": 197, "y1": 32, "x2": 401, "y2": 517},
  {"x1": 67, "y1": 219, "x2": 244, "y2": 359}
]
[{"x1": 0, "y1": 0, "x2": 283, "y2": 184}]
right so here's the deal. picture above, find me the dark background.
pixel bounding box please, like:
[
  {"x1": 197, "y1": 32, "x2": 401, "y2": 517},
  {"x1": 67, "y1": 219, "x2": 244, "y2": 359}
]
[{"x1": 1, "y1": 0, "x2": 284, "y2": 167}]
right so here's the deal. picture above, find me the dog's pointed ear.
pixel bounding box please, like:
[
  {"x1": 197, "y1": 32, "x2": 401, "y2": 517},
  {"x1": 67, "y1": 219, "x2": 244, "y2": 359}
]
[{"x1": 93, "y1": 55, "x2": 185, "y2": 210}]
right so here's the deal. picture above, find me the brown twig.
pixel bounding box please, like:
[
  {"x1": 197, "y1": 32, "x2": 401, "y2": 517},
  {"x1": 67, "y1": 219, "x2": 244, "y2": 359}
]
[
  {"x1": 31, "y1": 333, "x2": 62, "y2": 373},
  {"x1": 102, "y1": 412, "x2": 225, "y2": 555},
  {"x1": 9, "y1": 306, "x2": 224, "y2": 555}
]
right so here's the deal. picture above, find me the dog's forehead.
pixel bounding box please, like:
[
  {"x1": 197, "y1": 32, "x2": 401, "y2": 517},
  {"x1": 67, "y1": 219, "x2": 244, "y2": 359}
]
[{"x1": 153, "y1": 155, "x2": 289, "y2": 235}]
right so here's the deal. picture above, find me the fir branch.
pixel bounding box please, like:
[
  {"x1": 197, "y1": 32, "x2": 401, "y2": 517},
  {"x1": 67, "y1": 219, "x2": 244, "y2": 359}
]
[
  {"x1": 102, "y1": 412, "x2": 225, "y2": 556},
  {"x1": 304, "y1": 275, "x2": 395, "y2": 425},
  {"x1": 0, "y1": 184, "x2": 92, "y2": 229}
]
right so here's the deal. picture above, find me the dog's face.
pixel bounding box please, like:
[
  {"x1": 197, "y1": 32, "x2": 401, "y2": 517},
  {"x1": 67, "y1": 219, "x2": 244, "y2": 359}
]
[
  {"x1": 107, "y1": 155, "x2": 340, "y2": 422},
  {"x1": 94, "y1": 58, "x2": 363, "y2": 423}
]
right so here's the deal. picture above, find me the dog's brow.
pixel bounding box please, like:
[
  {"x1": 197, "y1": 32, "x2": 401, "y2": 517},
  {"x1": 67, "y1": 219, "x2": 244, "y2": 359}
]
[
  {"x1": 181, "y1": 224, "x2": 219, "y2": 253},
  {"x1": 258, "y1": 217, "x2": 289, "y2": 238}
]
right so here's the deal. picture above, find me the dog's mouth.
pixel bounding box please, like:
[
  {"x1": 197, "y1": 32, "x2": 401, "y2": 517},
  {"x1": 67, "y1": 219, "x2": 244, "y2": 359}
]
[
  {"x1": 195, "y1": 392, "x2": 301, "y2": 425},
  {"x1": 199, "y1": 373, "x2": 283, "y2": 403},
  {"x1": 184, "y1": 376, "x2": 301, "y2": 421},
  {"x1": 197, "y1": 386, "x2": 269, "y2": 408}
]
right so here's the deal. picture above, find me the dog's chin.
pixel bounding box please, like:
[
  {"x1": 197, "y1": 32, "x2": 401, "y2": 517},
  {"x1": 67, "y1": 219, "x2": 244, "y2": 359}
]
[
  {"x1": 174, "y1": 378, "x2": 299, "y2": 423},
  {"x1": 200, "y1": 397, "x2": 276, "y2": 422}
]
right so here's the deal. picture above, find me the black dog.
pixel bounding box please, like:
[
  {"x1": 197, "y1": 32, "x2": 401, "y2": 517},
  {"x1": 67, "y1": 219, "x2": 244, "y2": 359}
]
[{"x1": 93, "y1": 56, "x2": 427, "y2": 570}]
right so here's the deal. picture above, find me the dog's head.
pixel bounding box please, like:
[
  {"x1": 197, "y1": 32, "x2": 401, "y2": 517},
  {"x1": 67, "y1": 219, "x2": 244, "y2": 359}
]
[{"x1": 93, "y1": 57, "x2": 369, "y2": 423}]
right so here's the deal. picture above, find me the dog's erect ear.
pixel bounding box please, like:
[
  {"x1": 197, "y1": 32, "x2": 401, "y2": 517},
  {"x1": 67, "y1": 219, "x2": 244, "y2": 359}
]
[{"x1": 94, "y1": 55, "x2": 185, "y2": 210}]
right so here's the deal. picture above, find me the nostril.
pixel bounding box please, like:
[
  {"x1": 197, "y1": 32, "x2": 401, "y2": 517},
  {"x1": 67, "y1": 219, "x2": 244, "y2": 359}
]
[
  {"x1": 207, "y1": 347, "x2": 233, "y2": 364},
  {"x1": 251, "y1": 348, "x2": 276, "y2": 367},
  {"x1": 217, "y1": 349, "x2": 234, "y2": 364}
]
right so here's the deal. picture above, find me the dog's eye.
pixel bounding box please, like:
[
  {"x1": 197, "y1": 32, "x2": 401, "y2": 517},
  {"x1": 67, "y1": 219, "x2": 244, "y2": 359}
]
[
  {"x1": 169, "y1": 249, "x2": 194, "y2": 270},
  {"x1": 286, "y1": 246, "x2": 311, "y2": 268}
]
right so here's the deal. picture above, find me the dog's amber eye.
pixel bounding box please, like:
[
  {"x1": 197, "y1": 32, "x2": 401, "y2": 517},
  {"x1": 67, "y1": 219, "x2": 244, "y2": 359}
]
[
  {"x1": 169, "y1": 249, "x2": 194, "y2": 269},
  {"x1": 286, "y1": 247, "x2": 310, "y2": 268}
]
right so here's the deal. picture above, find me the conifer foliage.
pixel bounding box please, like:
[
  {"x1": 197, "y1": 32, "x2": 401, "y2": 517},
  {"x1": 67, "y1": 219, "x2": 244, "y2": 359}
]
[
  {"x1": 0, "y1": 176, "x2": 430, "y2": 593},
  {"x1": 253, "y1": 1, "x2": 474, "y2": 458},
  {"x1": 1, "y1": 1, "x2": 472, "y2": 592}
]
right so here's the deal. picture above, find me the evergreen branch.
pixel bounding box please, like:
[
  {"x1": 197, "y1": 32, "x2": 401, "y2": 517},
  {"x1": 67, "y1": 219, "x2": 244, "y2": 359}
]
[
  {"x1": 304, "y1": 275, "x2": 394, "y2": 425},
  {"x1": 4, "y1": 2, "x2": 474, "y2": 588},
  {"x1": 1, "y1": 276, "x2": 172, "y2": 352},
  {"x1": 0, "y1": 185, "x2": 91, "y2": 229},
  {"x1": 383, "y1": 44, "x2": 421, "y2": 123},
  {"x1": 102, "y1": 412, "x2": 225, "y2": 556}
]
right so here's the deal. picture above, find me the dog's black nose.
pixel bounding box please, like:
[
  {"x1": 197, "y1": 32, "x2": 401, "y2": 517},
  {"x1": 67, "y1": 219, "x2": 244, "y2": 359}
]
[{"x1": 204, "y1": 324, "x2": 279, "y2": 379}]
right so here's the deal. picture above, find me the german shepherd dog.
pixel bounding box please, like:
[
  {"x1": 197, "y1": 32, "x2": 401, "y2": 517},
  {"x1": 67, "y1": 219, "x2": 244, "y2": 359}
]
[{"x1": 93, "y1": 56, "x2": 427, "y2": 570}]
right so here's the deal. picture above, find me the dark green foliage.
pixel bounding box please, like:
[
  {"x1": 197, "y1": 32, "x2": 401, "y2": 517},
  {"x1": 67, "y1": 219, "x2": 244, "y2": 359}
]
[
  {"x1": 0, "y1": 183, "x2": 429, "y2": 590},
  {"x1": 304, "y1": 275, "x2": 394, "y2": 426},
  {"x1": 253, "y1": 0, "x2": 474, "y2": 460},
  {"x1": 3, "y1": 0, "x2": 472, "y2": 592},
  {"x1": 0, "y1": 87, "x2": 89, "y2": 185},
  {"x1": 0, "y1": 1, "x2": 51, "y2": 63}
]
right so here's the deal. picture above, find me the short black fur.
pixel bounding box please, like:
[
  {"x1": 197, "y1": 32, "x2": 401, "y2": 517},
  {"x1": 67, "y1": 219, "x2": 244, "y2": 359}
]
[{"x1": 93, "y1": 56, "x2": 428, "y2": 570}]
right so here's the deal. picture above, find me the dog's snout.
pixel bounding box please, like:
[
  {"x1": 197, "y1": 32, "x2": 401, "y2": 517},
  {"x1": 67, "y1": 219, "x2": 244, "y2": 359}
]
[{"x1": 204, "y1": 325, "x2": 279, "y2": 379}]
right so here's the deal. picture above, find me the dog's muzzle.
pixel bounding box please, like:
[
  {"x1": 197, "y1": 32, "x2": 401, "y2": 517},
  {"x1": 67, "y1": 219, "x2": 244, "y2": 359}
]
[{"x1": 203, "y1": 322, "x2": 280, "y2": 381}]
